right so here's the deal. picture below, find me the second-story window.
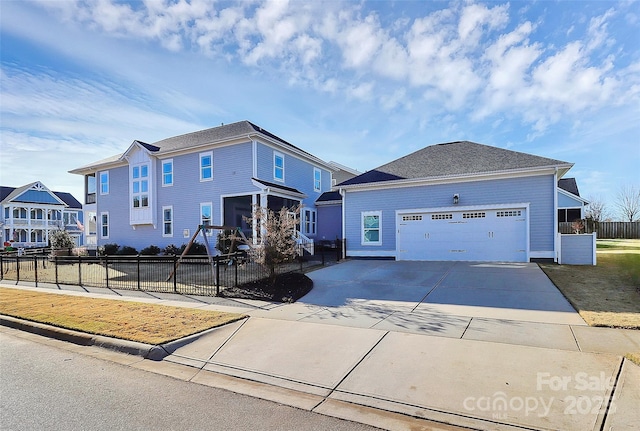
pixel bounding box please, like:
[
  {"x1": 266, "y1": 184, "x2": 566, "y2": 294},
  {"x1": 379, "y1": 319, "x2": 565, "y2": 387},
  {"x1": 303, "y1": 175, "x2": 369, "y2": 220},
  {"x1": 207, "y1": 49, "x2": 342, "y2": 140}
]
[
  {"x1": 132, "y1": 164, "x2": 149, "y2": 208},
  {"x1": 86, "y1": 174, "x2": 96, "y2": 204},
  {"x1": 274, "y1": 152, "x2": 284, "y2": 181},
  {"x1": 162, "y1": 160, "x2": 173, "y2": 186},
  {"x1": 99, "y1": 171, "x2": 109, "y2": 195},
  {"x1": 200, "y1": 152, "x2": 213, "y2": 181},
  {"x1": 314, "y1": 168, "x2": 321, "y2": 192}
]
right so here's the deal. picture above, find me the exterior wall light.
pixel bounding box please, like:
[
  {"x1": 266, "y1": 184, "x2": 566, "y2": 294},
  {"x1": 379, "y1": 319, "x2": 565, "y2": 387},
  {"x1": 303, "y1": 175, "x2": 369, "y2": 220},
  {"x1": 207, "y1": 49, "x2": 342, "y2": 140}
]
[{"x1": 453, "y1": 194, "x2": 459, "y2": 205}]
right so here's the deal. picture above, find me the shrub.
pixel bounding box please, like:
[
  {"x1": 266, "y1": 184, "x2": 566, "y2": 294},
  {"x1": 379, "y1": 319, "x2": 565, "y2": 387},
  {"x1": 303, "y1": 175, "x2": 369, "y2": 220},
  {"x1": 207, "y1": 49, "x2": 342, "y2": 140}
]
[
  {"x1": 117, "y1": 245, "x2": 138, "y2": 255},
  {"x1": 179, "y1": 241, "x2": 208, "y2": 255},
  {"x1": 50, "y1": 229, "x2": 75, "y2": 249},
  {"x1": 140, "y1": 245, "x2": 161, "y2": 256},
  {"x1": 102, "y1": 243, "x2": 120, "y2": 255},
  {"x1": 163, "y1": 244, "x2": 180, "y2": 255}
]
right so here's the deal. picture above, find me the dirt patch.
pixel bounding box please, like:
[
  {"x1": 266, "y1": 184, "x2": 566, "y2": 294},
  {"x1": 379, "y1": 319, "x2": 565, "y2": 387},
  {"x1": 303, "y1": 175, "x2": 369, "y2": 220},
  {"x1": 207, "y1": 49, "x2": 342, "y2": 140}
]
[
  {"x1": 0, "y1": 287, "x2": 246, "y2": 344},
  {"x1": 220, "y1": 272, "x2": 313, "y2": 303}
]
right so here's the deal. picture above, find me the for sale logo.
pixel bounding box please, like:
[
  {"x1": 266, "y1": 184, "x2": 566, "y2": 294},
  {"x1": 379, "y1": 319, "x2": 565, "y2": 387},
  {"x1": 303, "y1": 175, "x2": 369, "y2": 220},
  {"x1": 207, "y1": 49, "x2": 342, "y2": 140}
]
[{"x1": 462, "y1": 371, "x2": 616, "y2": 420}]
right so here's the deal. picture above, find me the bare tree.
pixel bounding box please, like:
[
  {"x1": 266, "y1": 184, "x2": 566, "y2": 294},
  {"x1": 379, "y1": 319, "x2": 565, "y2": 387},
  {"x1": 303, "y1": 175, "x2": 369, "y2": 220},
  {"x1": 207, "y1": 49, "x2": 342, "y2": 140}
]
[
  {"x1": 615, "y1": 185, "x2": 640, "y2": 222},
  {"x1": 245, "y1": 204, "x2": 301, "y2": 282},
  {"x1": 585, "y1": 195, "x2": 611, "y2": 222}
]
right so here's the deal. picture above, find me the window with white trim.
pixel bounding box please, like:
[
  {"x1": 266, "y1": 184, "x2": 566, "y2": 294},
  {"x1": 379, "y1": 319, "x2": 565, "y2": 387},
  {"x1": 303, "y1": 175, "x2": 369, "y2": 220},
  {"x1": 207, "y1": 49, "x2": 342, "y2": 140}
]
[
  {"x1": 302, "y1": 209, "x2": 317, "y2": 236},
  {"x1": 362, "y1": 211, "x2": 382, "y2": 245},
  {"x1": 131, "y1": 164, "x2": 150, "y2": 208},
  {"x1": 200, "y1": 152, "x2": 212, "y2": 181},
  {"x1": 162, "y1": 206, "x2": 173, "y2": 237},
  {"x1": 99, "y1": 171, "x2": 109, "y2": 195},
  {"x1": 200, "y1": 202, "x2": 212, "y2": 235},
  {"x1": 162, "y1": 160, "x2": 173, "y2": 186},
  {"x1": 274, "y1": 152, "x2": 284, "y2": 181},
  {"x1": 313, "y1": 168, "x2": 321, "y2": 192},
  {"x1": 100, "y1": 212, "x2": 109, "y2": 238}
]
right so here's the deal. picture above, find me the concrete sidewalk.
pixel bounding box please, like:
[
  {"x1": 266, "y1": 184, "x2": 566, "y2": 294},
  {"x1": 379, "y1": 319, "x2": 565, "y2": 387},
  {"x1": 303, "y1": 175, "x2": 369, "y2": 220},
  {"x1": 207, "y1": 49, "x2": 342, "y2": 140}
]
[
  {"x1": 2, "y1": 281, "x2": 639, "y2": 430},
  {"x1": 160, "y1": 317, "x2": 638, "y2": 431}
]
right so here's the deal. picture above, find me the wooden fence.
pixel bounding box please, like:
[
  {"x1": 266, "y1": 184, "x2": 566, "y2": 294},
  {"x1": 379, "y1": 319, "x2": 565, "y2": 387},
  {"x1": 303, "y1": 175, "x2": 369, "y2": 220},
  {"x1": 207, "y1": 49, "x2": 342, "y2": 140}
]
[{"x1": 559, "y1": 221, "x2": 640, "y2": 239}]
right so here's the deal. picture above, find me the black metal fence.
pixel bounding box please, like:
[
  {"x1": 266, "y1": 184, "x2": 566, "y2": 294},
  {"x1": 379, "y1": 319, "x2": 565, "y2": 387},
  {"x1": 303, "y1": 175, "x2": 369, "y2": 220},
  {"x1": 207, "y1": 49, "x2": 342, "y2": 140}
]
[{"x1": 0, "y1": 241, "x2": 345, "y2": 296}]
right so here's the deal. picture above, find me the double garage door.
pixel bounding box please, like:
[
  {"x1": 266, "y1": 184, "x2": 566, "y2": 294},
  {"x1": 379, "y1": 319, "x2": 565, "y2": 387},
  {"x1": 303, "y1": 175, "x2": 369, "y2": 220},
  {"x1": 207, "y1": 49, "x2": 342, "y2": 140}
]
[{"x1": 397, "y1": 207, "x2": 527, "y2": 262}]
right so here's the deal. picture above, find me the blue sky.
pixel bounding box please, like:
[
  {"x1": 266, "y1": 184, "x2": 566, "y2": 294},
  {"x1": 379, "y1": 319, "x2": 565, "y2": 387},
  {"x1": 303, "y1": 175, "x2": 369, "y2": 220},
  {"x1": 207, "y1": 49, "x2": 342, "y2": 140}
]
[{"x1": 1, "y1": 0, "x2": 639, "y2": 218}]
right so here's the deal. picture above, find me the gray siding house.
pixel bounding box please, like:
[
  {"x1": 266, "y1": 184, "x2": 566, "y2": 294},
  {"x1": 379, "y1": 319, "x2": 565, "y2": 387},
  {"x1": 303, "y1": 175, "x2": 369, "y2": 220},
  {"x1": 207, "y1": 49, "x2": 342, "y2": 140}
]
[
  {"x1": 69, "y1": 121, "x2": 338, "y2": 252},
  {"x1": 336, "y1": 141, "x2": 576, "y2": 263}
]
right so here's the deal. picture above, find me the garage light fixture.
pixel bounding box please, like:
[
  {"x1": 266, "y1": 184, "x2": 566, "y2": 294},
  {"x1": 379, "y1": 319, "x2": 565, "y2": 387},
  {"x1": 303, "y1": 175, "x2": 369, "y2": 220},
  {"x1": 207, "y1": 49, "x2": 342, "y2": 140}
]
[{"x1": 453, "y1": 194, "x2": 459, "y2": 205}]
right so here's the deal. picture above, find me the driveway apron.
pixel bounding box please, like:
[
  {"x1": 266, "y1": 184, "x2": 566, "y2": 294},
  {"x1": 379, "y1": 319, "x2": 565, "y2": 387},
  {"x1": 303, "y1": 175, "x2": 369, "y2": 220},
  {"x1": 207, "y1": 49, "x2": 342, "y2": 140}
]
[{"x1": 301, "y1": 260, "x2": 585, "y2": 328}]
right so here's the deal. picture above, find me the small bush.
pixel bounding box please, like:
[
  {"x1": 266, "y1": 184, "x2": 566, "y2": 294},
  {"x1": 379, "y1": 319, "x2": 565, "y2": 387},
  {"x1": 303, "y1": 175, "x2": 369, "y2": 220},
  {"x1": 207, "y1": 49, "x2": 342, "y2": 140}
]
[
  {"x1": 103, "y1": 243, "x2": 120, "y2": 255},
  {"x1": 179, "y1": 241, "x2": 208, "y2": 255},
  {"x1": 140, "y1": 245, "x2": 161, "y2": 256},
  {"x1": 117, "y1": 245, "x2": 138, "y2": 255},
  {"x1": 163, "y1": 244, "x2": 180, "y2": 255},
  {"x1": 50, "y1": 229, "x2": 75, "y2": 249}
]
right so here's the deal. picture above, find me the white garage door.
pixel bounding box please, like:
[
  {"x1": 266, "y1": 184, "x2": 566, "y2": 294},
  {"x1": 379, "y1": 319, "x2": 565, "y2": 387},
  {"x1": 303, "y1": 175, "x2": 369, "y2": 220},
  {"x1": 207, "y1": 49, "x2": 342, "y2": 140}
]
[{"x1": 397, "y1": 208, "x2": 527, "y2": 262}]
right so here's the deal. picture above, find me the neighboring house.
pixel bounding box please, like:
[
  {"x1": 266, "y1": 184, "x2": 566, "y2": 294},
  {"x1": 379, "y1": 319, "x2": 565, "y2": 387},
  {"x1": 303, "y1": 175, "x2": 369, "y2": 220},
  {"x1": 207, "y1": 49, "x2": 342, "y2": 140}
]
[
  {"x1": 69, "y1": 121, "x2": 339, "y2": 252},
  {"x1": 557, "y1": 178, "x2": 588, "y2": 223},
  {"x1": 336, "y1": 141, "x2": 577, "y2": 263},
  {"x1": 1, "y1": 181, "x2": 84, "y2": 248}
]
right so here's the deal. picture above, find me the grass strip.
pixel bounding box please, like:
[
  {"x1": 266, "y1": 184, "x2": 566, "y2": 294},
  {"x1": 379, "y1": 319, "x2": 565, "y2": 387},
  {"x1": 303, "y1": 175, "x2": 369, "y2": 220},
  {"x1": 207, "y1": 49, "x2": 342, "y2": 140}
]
[
  {"x1": 625, "y1": 353, "x2": 640, "y2": 367},
  {"x1": 0, "y1": 287, "x2": 246, "y2": 345}
]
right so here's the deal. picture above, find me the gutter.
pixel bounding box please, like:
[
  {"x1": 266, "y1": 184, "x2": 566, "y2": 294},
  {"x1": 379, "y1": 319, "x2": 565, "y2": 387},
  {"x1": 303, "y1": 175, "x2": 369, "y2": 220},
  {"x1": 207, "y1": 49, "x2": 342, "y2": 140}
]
[{"x1": 340, "y1": 164, "x2": 575, "y2": 191}]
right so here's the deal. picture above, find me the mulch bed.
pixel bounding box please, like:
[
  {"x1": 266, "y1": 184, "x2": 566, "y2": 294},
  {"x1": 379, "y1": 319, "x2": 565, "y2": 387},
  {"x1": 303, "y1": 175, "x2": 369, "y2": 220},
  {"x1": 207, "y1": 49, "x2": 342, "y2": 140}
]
[{"x1": 220, "y1": 272, "x2": 313, "y2": 303}]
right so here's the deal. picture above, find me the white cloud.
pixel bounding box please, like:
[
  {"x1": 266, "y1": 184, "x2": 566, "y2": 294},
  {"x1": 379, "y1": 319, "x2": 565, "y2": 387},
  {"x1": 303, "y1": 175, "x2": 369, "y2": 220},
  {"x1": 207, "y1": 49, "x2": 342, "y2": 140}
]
[
  {"x1": 458, "y1": 2, "x2": 509, "y2": 46},
  {"x1": 11, "y1": 1, "x2": 640, "y2": 146}
]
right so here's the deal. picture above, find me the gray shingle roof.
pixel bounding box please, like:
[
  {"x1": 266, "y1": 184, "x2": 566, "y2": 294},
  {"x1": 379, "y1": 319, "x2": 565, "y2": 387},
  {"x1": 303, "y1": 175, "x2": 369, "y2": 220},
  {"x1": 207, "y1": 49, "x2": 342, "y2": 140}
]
[
  {"x1": 70, "y1": 121, "x2": 317, "y2": 174},
  {"x1": 558, "y1": 178, "x2": 580, "y2": 196},
  {"x1": 150, "y1": 121, "x2": 312, "y2": 156},
  {"x1": 340, "y1": 141, "x2": 572, "y2": 186},
  {"x1": 316, "y1": 191, "x2": 342, "y2": 202}
]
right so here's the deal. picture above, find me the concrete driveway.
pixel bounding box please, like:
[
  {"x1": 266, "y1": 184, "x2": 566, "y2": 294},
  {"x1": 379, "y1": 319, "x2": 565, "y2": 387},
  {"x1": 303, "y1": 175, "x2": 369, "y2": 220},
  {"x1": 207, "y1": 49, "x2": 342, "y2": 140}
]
[{"x1": 251, "y1": 260, "x2": 587, "y2": 344}]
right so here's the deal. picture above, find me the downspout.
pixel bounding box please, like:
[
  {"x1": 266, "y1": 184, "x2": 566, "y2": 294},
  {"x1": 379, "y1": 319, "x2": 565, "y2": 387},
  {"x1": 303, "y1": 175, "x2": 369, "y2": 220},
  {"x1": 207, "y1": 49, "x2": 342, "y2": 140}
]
[
  {"x1": 340, "y1": 188, "x2": 346, "y2": 259},
  {"x1": 250, "y1": 136, "x2": 257, "y2": 178},
  {"x1": 553, "y1": 167, "x2": 559, "y2": 263}
]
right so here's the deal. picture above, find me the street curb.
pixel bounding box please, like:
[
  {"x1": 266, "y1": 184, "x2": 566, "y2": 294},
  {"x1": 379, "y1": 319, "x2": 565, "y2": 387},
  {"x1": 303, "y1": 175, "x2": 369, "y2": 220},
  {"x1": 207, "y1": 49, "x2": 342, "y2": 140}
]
[{"x1": 0, "y1": 314, "x2": 168, "y2": 360}]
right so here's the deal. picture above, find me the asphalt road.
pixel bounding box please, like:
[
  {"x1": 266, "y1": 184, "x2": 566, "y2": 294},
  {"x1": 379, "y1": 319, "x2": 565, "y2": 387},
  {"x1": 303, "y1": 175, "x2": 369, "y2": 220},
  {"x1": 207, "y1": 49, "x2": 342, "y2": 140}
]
[{"x1": 0, "y1": 332, "x2": 379, "y2": 431}]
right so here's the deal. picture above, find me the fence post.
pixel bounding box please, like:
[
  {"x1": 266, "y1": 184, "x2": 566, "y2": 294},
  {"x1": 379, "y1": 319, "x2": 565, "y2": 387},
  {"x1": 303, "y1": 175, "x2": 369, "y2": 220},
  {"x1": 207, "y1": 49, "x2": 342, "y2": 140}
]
[
  {"x1": 215, "y1": 256, "x2": 220, "y2": 296},
  {"x1": 55, "y1": 255, "x2": 59, "y2": 285},
  {"x1": 16, "y1": 256, "x2": 20, "y2": 282},
  {"x1": 234, "y1": 254, "x2": 238, "y2": 287},
  {"x1": 173, "y1": 254, "x2": 177, "y2": 293},
  {"x1": 0, "y1": 256, "x2": 3, "y2": 281},
  {"x1": 137, "y1": 254, "x2": 141, "y2": 290},
  {"x1": 105, "y1": 255, "x2": 109, "y2": 289},
  {"x1": 78, "y1": 255, "x2": 82, "y2": 286},
  {"x1": 34, "y1": 256, "x2": 38, "y2": 287}
]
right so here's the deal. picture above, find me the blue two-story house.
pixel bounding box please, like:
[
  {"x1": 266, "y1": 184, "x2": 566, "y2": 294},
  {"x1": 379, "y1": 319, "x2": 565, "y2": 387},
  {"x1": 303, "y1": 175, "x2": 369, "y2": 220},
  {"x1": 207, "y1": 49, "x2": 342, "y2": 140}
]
[{"x1": 69, "y1": 121, "x2": 340, "y2": 253}]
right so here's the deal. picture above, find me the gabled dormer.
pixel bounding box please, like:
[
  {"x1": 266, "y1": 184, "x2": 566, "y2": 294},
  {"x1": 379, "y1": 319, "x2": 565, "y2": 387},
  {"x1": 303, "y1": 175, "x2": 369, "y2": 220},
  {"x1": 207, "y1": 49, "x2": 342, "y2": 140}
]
[{"x1": 121, "y1": 140, "x2": 160, "y2": 227}]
